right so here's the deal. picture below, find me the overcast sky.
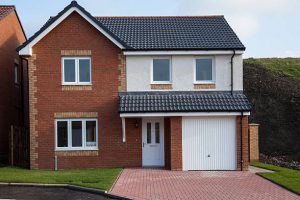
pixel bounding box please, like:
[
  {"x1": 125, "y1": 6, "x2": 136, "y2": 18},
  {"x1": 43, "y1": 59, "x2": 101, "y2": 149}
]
[{"x1": 2, "y1": 0, "x2": 300, "y2": 58}]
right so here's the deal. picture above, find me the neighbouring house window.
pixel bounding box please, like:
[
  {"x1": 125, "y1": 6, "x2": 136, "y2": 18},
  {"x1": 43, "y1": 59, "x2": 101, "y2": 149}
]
[
  {"x1": 155, "y1": 122, "x2": 160, "y2": 144},
  {"x1": 195, "y1": 58, "x2": 214, "y2": 82},
  {"x1": 152, "y1": 58, "x2": 171, "y2": 83},
  {"x1": 56, "y1": 119, "x2": 98, "y2": 150},
  {"x1": 14, "y1": 64, "x2": 18, "y2": 84},
  {"x1": 62, "y1": 57, "x2": 91, "y2": 85}
]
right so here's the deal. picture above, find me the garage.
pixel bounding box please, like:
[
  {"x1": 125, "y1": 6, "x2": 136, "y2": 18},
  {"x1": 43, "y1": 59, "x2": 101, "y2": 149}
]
[{"x1": 182, "y1": 116, "x2": 237, "y2": 170}]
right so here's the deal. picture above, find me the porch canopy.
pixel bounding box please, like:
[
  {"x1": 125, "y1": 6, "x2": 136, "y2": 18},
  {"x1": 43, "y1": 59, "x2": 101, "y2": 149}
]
[
  {"x1": 119, "y1": 91, "x2": 251, "y2": 115},
  {"x1": 118, "y1": 91, "x2": 251, "y2": 142}
]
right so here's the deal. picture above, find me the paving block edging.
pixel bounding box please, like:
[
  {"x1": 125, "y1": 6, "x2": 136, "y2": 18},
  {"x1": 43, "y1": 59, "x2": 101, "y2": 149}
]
[{"x1": 0, "y1": 182, "x2": 132, "y2": 200}]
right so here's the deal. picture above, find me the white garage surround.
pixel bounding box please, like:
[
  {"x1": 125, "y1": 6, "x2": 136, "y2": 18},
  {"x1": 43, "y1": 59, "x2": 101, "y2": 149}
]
[{"x1": 182, "y1": 116, "x2": 237, "y2": 171}]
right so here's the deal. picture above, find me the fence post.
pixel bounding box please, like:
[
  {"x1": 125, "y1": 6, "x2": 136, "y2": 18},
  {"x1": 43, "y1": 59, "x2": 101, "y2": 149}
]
[
  {"x1": 249, "y1": 124, "x2": 259, "y2": 161},
  {"x1": 10, "y1": 125, "x2": 14, "y2": 166}
]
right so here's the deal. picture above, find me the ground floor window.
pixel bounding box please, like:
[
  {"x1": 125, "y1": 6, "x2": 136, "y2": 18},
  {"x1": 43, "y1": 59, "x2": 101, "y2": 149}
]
[{"x1": 55, "y1": 119, "x2": 98, "y2": 150}]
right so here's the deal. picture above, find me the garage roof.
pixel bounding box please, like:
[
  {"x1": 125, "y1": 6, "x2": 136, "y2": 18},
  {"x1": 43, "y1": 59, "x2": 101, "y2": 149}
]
[{"x1": 119, "y1": 91, "x2": 251, "y2": 113}]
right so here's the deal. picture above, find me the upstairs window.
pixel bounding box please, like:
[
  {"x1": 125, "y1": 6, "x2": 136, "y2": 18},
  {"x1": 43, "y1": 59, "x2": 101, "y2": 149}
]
[
  {"x1": 195, "y1": 58, "x2": 214, "y2": 83},
  {"x1": 152, "y1": 58, "x2": 171, "y2": 83},
  {"x1": 14, "y1": 64, "x2": 19, "y2": 84},
  {"x1": 56, "y1": 119, "x2": 98, "y2": 150},
  {"x1": 62, "y1": 57, "x2": 91, "y2": 85}
]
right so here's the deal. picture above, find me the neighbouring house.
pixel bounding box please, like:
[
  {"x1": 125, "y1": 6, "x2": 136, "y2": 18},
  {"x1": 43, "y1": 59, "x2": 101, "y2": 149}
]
[
  {"x1": 17, "y1": 1, "x2": 251, "y2": 171},
  {"x1": 0, "y1": 5, "x2": 27, "y2": 164}
]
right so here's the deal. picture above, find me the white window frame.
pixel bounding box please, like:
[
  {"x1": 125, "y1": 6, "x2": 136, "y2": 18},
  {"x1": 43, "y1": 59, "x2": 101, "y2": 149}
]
[
  {"x1": 55, "y1": 118, "x2": 98, "y2": 151},
  {"x1": 151, "y1": 57, "x2": 172, "y2": 84},
  {"x1": 62, "y1": 57, "x2": 92, "y2": 85},
  {"x1": 194, "y1": 56, "x2": 215, "y2": 84}
]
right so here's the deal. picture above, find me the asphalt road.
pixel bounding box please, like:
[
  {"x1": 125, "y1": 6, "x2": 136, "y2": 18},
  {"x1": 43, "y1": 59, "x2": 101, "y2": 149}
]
[{"x1": 0, "y1": 186, "x2": 118, "y2": 200}]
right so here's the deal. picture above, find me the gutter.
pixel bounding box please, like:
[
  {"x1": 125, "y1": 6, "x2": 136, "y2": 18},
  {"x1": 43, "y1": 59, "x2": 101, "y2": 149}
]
[{"x1": 231, "y1": 50, "x2": 236, "y2": 95}]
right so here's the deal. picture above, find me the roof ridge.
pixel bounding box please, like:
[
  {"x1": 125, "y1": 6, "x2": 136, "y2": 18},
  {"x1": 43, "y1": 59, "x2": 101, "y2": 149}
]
[
  {"x1": 0, "y1": 5, "x2": 15, "y2": 7},
  {"x1": 95, "y1": 15, "x2": 224, "y2": 19}
]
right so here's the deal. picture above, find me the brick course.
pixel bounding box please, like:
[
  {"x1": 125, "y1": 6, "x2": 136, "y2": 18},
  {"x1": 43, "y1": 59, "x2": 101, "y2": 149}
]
[
  {"x1": 236, "y1": 116, "x2": 249, "y2": 171},
  {"x1": 249, "y1": 124, "x2": 259, "y2": 161},
  {"x1": 164, "y1": 117, "x2": 182, "y2": 170},
  {"x1": 151, "y1": 84, "x2": 173, "y2": 90},
  {"x1": 194, "y1": 83, "x2": 216, "y2": 89}
]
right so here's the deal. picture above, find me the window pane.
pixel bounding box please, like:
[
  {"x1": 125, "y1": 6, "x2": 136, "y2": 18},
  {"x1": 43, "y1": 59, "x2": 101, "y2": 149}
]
[
  {"x1": 79, "y1": 59, "x2": 91, "y2": 82},
  {"x1": 57, "y1": 121, "x2": 68, "y2": 147},
  {"x1": 147, "y1": 123, "x2": 151, "y2": 144},
  {"x1": 155, "y1": 122, "x2": 160, "y2": 144},
  {"x1": 72, "y1": 121, "x2": 82, "y2": 147},
  {"x1": 86, "y1": 121, "x2": 96, "y2": 147},
  {"x1": 196, "y1": 59, "x2": 213, "y2": 81},
  {"x1": 64, "y1": 59, "x2": 76, "y2": 82},
  {"x1": 14, "y1": 65, "x2": 18, "y2": 83},
  {"x1": 153, "y1": 59, "x2": 170, "y2": 81}
]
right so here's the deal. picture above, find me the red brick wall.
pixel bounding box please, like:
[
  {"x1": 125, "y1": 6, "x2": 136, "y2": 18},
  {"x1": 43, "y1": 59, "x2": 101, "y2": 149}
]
[
  {"x1": 31, "y1": 12, "x2": 141, "y2": 169},
  {"x1": 164, "y1": 118, "x2": 171, "y2": 169},
  {"x1": 168, "y1": 117, "x2": 182, "y2": 171},
  {"x1": 0, "y1": 10, "x2": 26, "y2": 162},
  {"x1": 236, "y1": 116, "x2": 249, "y2": 171}
]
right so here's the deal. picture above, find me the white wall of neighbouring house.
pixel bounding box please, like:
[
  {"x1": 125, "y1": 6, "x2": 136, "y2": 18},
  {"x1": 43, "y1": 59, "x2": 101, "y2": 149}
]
[{"x1": 126, "y1": 54, "x2": 243, "y2": 91}]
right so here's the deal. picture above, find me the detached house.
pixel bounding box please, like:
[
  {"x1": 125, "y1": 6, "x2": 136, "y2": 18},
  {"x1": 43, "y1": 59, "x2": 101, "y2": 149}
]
[
  {"x1": 18, "y1": 1, "x2": 251, "y2": 171},
  {"x1": 0, "y1": 5, "x2": 27, "y2": 164}
]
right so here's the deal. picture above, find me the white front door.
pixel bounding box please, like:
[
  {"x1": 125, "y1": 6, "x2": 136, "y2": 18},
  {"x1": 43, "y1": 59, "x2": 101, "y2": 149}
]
[{"x1": 142, "y1": 118, "x2": 165, "y2": 167}]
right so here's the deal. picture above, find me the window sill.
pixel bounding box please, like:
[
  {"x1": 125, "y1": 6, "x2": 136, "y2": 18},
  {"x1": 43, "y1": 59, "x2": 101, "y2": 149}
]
[
  {"x1": 194, "y1": 83, "x2": 216, "y2": 89},
  {"x1": 55, "y1": 149, "x2": 99, "y2": 157},
  {"x1": 151, "y1": 84, "x2": 173, "y2": 90},
  {"x1": 151, "y1": 82, "x2": 172, "y2": 85},
  {"x1": 62, "y1": 85, "x2": 92, "y2": 91}
]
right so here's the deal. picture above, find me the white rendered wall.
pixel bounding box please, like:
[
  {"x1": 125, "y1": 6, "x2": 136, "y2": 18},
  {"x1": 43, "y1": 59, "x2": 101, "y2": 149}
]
[{"x1": 126, "y1": 54, "x2": 243, "y2": 91}]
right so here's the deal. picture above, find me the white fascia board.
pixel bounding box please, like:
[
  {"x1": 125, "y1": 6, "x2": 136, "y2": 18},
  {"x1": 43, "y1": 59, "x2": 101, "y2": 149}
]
[
  {"x1": 19, "y1": 7, "x2": 124, "y2": 56},
  {"x1": 123, "y1": 50, "x2": 244, "y2": 56},
  {"x1": 120, "y1": 112, "x2": 250, "y2": 118}
]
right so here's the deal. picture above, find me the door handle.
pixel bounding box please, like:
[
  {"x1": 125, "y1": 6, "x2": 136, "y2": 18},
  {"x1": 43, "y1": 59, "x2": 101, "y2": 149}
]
[
  {"x1": 143, "y1": 142, "x2": 145, "y2": 147},
  {"x1": 207, "y1": 154, "x2": 210, "y2": 157}
]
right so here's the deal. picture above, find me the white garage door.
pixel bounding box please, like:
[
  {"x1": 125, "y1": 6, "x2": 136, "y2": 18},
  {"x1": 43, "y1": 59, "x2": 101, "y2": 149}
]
[{"x1": 182, "y1": 116, "x2": 236, "y2": 170}]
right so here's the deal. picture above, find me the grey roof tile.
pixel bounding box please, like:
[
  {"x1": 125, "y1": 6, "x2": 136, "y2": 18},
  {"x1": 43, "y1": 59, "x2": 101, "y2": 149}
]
[
  {"x1": 18, "y1": 1, "x2": 245, "y2": 51},
  {"x1": 119, "y1": 91, "x2": 251, "y2": 113},
  {"x1": 96, "y1": 16, "x2": 245, "y2": 50}
]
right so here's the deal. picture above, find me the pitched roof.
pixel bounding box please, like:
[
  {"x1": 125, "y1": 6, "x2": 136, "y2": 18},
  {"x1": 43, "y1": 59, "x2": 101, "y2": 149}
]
[
  {"x1": 18, "y1": 1, "x2": 245, "y2": 53},
  {"x1": 96, "y1": 16, "x2": 245, "y2": 50},
  {"x1": 119, "y1": 91, "x2": 251, "y2": 113},
  {"x1": 0, "y1": 5, "x2": 15, "y2": 21}
]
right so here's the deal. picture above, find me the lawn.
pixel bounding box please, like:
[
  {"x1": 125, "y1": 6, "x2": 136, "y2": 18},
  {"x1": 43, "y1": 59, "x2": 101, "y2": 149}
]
[
  {"x1": 244, "y1": 58, "x2": 300, "y2": 80},
  {"x1": 251, "y1": 162, "x2": 300, "y2": 195},
  {"x1": 0, "y1": 167, "x2": 121, "y2": 191}
]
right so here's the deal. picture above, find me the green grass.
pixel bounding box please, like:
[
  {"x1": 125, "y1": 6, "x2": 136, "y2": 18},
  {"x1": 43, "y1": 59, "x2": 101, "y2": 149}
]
[
  {"x1": 251, "y1": 162, "x2": 300, "y2": 195},
  {"x1": 0, "y1": 167, "x2": 121, "y2": 191},
  {"x1": 244, "y1": 58, "x2": 300, "y2": 80}
]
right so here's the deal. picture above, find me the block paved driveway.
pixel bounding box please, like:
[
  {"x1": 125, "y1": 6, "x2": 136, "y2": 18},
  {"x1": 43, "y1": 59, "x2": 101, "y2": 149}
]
[{"x1": 110, "y1": 169, "x2": 299, "y2": 200}]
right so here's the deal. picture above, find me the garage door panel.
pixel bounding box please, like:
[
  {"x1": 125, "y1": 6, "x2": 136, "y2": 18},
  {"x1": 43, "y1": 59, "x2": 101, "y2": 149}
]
[{"x1": 182, "y1": 117, "x2": 236, "y2": 171}]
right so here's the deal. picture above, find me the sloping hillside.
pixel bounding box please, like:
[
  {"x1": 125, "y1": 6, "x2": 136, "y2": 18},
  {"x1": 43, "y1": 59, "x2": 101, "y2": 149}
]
[{"x1": 244, "y1": 58, "x2": 300, "y2": 160}]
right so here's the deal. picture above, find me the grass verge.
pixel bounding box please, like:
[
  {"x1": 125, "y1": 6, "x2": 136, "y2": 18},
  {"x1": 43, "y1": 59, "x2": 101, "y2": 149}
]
[
  {"x1": 244, "y1": 58, "x2": 300, "y2": 80},
  {"x1": 251, "y1": 162, "x2": 300, "y2": 195},
  {"x1": 0, "y1": 167, "x2": 121, "y2": 191}
]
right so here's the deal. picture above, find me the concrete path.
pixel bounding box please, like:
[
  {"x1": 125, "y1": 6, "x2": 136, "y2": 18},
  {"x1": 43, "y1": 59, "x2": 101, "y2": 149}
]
[
  {"x1": 248, "y1": 165, "x2": 275, "y2": 173},
  {"x1": 110, "y1": 168, "x2": 299, "y2": 200}
]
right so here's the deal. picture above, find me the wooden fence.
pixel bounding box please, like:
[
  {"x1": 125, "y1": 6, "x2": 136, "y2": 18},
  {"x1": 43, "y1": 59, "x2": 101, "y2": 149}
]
[{"x1": 9, "y1": 126, "x2": 29, "y2": 168}]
